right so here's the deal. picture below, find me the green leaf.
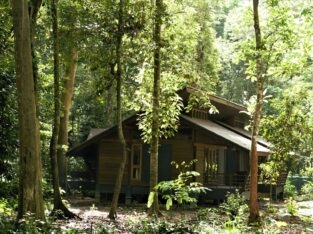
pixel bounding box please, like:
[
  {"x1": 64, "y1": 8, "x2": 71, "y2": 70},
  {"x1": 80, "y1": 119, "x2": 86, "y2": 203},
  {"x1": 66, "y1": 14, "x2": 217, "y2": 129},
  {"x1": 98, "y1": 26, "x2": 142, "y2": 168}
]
[
  {"x1": 147, "y1": 191, "x2": 155, "y2": 208},
  {"x1": 165, "y1": 197, "x2": 173, "y2": 210}
]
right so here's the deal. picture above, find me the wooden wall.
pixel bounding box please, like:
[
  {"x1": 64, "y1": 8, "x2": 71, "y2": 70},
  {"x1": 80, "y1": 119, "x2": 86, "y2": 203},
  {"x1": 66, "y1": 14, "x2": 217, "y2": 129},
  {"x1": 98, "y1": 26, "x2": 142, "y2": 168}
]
[
  {"x1": 96, "y1": 124, "x2": 247, "y2": 187},
  {"x1": 98, "y1": 141, "x2": 129, "y2": 185},
  {"x1": 171, "y1": 140, "x2": 193, "y2": 179},
  {"x1": 194, "y1": 129, "x2": 226, "y2": 145},
  {"x1": 195, "y1": 144, "x2": 204, "y2": 183}
]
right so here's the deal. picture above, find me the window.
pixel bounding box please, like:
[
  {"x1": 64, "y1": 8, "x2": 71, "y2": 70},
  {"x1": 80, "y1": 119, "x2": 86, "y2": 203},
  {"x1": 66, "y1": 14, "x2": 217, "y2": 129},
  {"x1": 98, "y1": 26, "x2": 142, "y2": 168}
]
[
  {"x1": 131, "y1": 144, "x2": 142, "y2": 180},
  {"x1": 204, "y1": 148, "x2": 218, "y2": 183},
  {"x1": 239, "y1": 151, "x2": 249, "y2": 172},
  {"x1": 202, "y1": 145, "x2": 226, "y2": 184}
]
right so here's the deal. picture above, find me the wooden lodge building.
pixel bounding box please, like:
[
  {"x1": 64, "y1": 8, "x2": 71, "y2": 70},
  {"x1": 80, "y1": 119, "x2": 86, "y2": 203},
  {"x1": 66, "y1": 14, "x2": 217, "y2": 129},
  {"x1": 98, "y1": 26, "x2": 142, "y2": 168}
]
[{"x1": 67, "y1": 87, "x2": 286, "y2": 203}]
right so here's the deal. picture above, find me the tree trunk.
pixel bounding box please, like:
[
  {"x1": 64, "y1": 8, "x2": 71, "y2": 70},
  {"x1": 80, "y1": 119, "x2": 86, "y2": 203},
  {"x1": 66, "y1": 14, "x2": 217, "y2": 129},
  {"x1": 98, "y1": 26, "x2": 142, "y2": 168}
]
[
  {"x1": 148, "y1": 0, "x2": 162, "y2": 216},
  {"x1": 108, "y1": 0, "x2": 127, "y2": 220},
  {"x1": 29, "y1": 0, "x2": 42, "y2": 114},
  {"x1": 57, "y1": 47, "x2": 78, "y2": 188},
  {"x1": 49, "y1": 0, "x2": 77, "y2": 219},
  {"x1": 12, "y1": 0, "x2": 45, "y2": 220},
  {"x1": 249, "y1": 0, "x2": 264, "y2": 224}
]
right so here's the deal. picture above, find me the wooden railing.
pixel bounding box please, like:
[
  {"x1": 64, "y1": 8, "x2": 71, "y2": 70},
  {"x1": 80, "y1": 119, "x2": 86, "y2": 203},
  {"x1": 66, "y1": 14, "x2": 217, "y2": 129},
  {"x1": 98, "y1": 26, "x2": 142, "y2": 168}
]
[{"x1": 204, "y1": 173, "x2": 248, "y2": 188}]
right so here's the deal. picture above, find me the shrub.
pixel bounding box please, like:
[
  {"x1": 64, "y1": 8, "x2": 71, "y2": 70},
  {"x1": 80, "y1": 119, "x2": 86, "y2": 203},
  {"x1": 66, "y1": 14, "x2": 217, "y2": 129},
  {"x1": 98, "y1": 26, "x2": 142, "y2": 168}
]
[
  {"x1": 283, "y1": 179, "x2": 297, "y2": 199},
  {"x1": 0, "y1": 213, "x2": 15, "y2": 233},
  {"x1": 197, "y1": 208, "x2": 210, "y2": 221},
  {"x1": 0, "y1": 179, "x2": 18, "y2": 198},
  {"x1": 300, "y1": 181, "x2": 313, "y2": 200},
  {"x1": 134, "y1": 218, "x2": 192, "y2": 234},
  {"x1": 220, "y1": 190, "x2": 248, "y2": 218},
  {"x1": 0, "y1": 198, "x2": 17, "y2": 216},
  {"x1": 285, "y1": 197, "x2": 298, "y2": 216},
  {"x1": 147, "y1": 160, "x2": 209, "y2": 210}
]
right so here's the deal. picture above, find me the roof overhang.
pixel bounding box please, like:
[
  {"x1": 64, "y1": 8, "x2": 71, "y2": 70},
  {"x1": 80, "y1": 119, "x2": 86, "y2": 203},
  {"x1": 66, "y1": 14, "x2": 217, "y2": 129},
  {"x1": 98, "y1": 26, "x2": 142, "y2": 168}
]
[
  {"x1": 67, "y1": 114, "x2": 137, "y2": 156},
  {"x1": 181, "y1": 115, "x2": 270, "y2": 155}
]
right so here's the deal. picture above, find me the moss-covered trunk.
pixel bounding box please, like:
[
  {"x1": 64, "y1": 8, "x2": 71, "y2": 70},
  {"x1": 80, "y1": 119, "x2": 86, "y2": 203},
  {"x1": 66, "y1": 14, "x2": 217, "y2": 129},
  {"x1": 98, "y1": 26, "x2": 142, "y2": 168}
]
[{"x1": 12, "y1": 0, "x2": 45, "y2": 220}]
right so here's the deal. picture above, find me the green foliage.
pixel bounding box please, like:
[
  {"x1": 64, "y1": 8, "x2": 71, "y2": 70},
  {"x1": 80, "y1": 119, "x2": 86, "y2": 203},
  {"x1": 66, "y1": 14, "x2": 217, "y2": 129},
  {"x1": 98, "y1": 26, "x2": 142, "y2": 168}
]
[
  {"x1": 266, "y1": 204, "x2": 278, "y2": 214},
  {"x1": 285, "y1": 197, "x2": 299, "y2": 216},
  {"x1": 94, "y1": 222, "x2": 117, "y2": 234},
  {"x1": 300, "y1": 181, "x2": 313, "y2": 200},
  {"x1": 132, "y1": 218, "x2": 193, "y2": 234},
  {"x1": 283, "y1": 179, "x2": 298, "y2": 199},
  {"x1": 300, "y1": 166, "x2": 313, "y2": 177},
  {"x1": 132, "y1": 0, "x2": 219, "y2": 143},
  {"x1": 0, "y1": 179, "x2": 18, "y2": 199},
  {"x1": 259, "y1": 161, "x2": 281, "y2": 186},
  {"x1": 0, "y1": 73, "x2": 18, "y2": 182},
  {"x1": 220, "y1": 190, "x2": 248, "y2": 218},
  {"x1": 147, "y1": 160, "x2": 209, "y2": 210},
  {"x1": 195, "y1": 206, "x2": 251, "y2": 233},
  {"x1": 186, "y1": 89, "x2": 219, "y2": 114},
  {"x1": 261, "y1": 87, "x2": 313, "y2": 173},
  {"x1": 0, "y1": 199, "x2": 16, "y2": 216}
]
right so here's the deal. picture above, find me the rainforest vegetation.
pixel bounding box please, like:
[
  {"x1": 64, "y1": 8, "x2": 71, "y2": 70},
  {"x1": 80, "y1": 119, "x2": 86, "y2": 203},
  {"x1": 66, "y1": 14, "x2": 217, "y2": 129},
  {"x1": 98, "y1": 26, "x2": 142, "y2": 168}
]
[{"x1": 1, "y1": 0, "x2": 313, "y2": 233}]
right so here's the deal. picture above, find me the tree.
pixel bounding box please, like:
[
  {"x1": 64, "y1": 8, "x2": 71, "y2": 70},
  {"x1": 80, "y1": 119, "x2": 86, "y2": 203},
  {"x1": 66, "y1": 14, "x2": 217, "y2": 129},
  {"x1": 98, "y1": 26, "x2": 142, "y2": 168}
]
[
  {"x1": 261, "y1": 87, "x2": 313, "y2": 174},
  {"x1": 29, "y1": 0, "x2": 42, "y2": 108},
  {"x1": 108, "y1": 0, "x2": 128, "y2": 220},
  {"x1": 11, "y1": 0, "x2": 45, "y2": 220},
  {"x1": 249, "y1": 0, "x2": 264, "y2": 223},
  {"x1": 148, "y1": 0, "x2": 163, "y2": 216},
  {"x1": 57, "y1": 47, "x2": 78, "y2": 188},
  {"x1": 49, "y1": 0, "x2": 76, "y2": 218}
]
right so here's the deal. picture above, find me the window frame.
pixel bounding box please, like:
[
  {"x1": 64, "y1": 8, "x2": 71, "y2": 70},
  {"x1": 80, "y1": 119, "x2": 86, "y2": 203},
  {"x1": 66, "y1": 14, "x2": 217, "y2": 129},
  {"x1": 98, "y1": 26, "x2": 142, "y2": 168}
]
[
  {"x1": 131, "y1": 144, "x2": 142, "y2": 181},
  {"x1": 202, "y1": 145, "x2": 226, "y2": 183}
]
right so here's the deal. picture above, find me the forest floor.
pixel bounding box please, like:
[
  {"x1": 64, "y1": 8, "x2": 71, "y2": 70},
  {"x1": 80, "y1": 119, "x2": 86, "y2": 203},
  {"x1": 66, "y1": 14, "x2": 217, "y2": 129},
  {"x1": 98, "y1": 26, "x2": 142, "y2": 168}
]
[
  {"x1": 52, "y1": 197, "x2": 313, "y2": 233},
  {"x1": 56, "y1": 198, "x2": 197, "y2": 233}
]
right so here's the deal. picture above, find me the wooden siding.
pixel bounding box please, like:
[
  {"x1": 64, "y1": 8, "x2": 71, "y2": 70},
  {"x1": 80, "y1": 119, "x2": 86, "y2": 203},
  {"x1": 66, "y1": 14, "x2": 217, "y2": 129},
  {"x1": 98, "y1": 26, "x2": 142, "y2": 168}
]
[
  {"x1": 194, "y1": 129, "x2": 226, "y2": 145},
  {"x1": 98, "y1": 141, "x2": 129, "y2": 185},
  {"x1": 195, "y1": 144, "x2": 204, "y2": 183},
  {"x1": 171, "y1": 141, "x2": 193, "y2": 179}
]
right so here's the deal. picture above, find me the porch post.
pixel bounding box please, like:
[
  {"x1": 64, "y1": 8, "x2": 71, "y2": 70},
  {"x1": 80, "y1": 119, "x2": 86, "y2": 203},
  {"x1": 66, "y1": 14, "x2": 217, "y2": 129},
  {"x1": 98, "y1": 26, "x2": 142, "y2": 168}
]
[{"x1": 95, "y1": 183, "x2": 100, "y2": 202}]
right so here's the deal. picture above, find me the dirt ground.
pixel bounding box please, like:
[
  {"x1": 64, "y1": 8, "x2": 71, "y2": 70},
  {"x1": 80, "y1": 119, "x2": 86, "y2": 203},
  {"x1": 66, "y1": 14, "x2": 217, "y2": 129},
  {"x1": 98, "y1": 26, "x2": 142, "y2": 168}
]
[
  {"x1": 56, "y1": 198, "x2": 197, "y2": 233},
  {"x1": 298, "y1": 201, "x2": 313, "y2": 217},
  {"x1": 55, "y1": 198, "x2": 313, "y2": 233}
]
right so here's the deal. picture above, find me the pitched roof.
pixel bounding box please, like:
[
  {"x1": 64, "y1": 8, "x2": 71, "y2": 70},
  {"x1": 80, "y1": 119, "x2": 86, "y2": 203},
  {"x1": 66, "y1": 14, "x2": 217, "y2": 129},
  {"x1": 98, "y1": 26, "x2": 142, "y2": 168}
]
[
  {"x1": 181, "y1": 115, "x2": 270, "y2": 155},
  {"x1": 67, "y1": 115, "x2": 137, "y2": 156},
  {"x1": 67, "y1": 113, "x2": 270, "y2": 156},
  {"x1": 87, "y1": 128, "x2": 107, "y2": 140},
  {"x1": 216, "y1": 121, "x2": 271, "y2": 148}
]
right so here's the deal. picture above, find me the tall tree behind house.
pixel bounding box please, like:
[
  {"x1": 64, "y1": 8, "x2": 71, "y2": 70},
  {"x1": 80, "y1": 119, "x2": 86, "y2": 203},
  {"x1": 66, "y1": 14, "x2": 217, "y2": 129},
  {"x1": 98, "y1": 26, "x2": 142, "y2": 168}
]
[{"x1": 49, "y1": 0, "x2": 76, "y2": 218}]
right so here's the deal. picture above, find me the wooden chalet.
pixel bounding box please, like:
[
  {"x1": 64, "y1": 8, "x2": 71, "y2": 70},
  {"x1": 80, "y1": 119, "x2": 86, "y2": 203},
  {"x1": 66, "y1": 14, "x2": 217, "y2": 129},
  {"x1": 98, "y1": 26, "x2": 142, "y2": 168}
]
[{"x1": 67, "y1": 87, "x2": 286, "y2": 203}]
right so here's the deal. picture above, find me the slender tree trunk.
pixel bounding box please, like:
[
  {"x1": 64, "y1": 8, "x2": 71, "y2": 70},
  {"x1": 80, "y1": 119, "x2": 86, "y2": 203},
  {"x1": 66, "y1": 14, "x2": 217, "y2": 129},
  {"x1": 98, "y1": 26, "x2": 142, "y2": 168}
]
[
  {"x1": 57, "y1": 47, "x2": 78, "y2": 188},
  {"x1": 108, "y1": 0, "x2": 127, "y2": 220},
  {"x1": 49, "y1": 0, "x2": 77, "y2": 218},
  {"x1": 270, "y1": 182, "x2": 273, "y2": 205},
  {"x1": 29, "y1": 0, "x2": 42, "y2": 114},
  {"x1": 12, "y1": 0, "x2": 45, "y2": 220},
  {"x1": 148, "y1": 0, "x2": 162, "y2": 216},
  {"x1": 249, "y1": 0, "x2": 264, "y2": 224}
]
